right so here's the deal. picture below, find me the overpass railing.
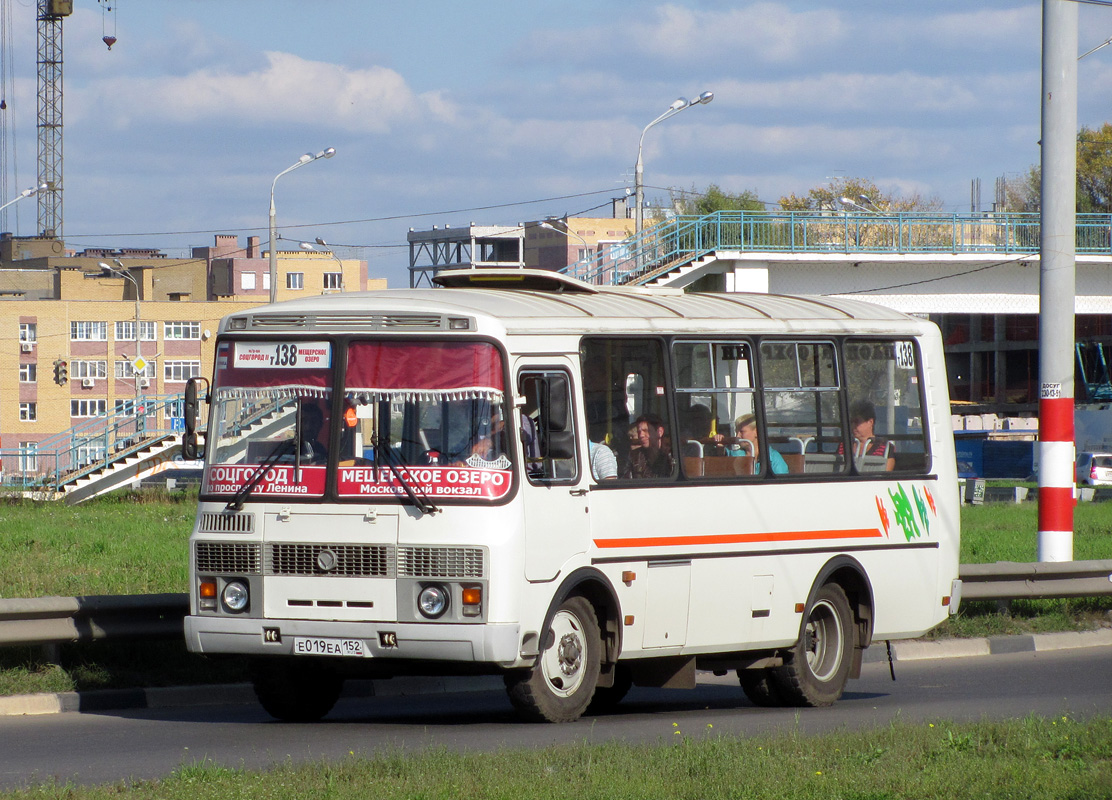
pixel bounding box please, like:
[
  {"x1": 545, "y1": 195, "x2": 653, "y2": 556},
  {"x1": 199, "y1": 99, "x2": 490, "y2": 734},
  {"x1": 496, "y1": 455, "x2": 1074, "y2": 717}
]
[
  {"x1": 0, "y1": 393, "x2": 191, "y2": 494},
  {"x1": 560, "y1": 210, "x2": 1112, "y2": 286}
]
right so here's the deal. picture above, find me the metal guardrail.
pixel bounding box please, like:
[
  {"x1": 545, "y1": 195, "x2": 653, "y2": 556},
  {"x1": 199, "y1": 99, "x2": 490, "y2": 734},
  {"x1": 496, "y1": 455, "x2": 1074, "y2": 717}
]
[
  {"x1": 0, "y1": 594, "x2": 187, "y2": 647},
  {"x1": 1, "y1": 560, "x2": 1111, "y2": 649},
  {"x1": 559, "y1": 210, "x2": 1112, "y2": 286}
]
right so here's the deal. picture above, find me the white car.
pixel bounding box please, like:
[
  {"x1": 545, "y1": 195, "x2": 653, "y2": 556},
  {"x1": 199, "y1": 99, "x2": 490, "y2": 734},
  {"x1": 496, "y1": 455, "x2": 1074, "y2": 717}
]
[{"x1": 1076, "y1": 452, "x2": 1112, "y2": 485}]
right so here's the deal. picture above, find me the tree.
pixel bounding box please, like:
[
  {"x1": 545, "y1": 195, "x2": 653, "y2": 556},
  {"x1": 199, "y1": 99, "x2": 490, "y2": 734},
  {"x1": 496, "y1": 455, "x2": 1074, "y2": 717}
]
[
  {"x1": 1007, "y1": 122, "x2": 1112, "y2": 212},
  {"x1": 673, "y1": 184, "x2": 765, "y2": 215},
  {"x1": 777, "y1": 177, "x2": 942, "y2": 213}
]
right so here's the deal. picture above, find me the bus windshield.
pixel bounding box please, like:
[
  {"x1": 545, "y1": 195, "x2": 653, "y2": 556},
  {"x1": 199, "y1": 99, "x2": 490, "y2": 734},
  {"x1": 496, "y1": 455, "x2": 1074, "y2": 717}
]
[
  {"x1": 336, "y1": 340, "x2": 512, "y2": 501},
  {"x1": 203, "y1": 340, "x2": 334, "y2": 499},
  {"x1": 200, "y1": 338, "x2": 513, "y2": 503}
]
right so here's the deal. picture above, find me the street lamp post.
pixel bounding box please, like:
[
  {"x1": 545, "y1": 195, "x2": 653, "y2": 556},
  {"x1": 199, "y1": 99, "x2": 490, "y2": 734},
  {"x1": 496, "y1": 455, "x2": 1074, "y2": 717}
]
[
  {"x1": 0, "y1": 183, "x2": 48, "y2": 216},
  {"x1": 634, "y1": 91, "x2": 713, "y2": 235},
  {"x1": 269, "y1": 148, "x2": 336, "y2": 304},
  {"x1": 96, "y1": 259, "x2": 143, "y2": 405},
  {"x1": 299, "y1": 238, "x2": 346, "y2": 291}
]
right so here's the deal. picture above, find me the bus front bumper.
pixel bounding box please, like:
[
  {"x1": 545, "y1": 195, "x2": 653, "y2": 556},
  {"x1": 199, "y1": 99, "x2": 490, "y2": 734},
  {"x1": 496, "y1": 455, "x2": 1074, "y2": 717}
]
[{"x1": 185, "y1": 615, "x2": 523, "y2": 667}]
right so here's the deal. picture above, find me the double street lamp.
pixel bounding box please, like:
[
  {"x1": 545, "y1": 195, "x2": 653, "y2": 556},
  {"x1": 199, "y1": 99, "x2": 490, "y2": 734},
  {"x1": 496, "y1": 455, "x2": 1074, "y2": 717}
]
[
  {"x1": 0, "y1": 183, "x2": 48, "y2": 216},
  {"x1": 269, "y1": 148, "x2": 336, "y2": 303},
  {"x1": 94, "y1": 259, "x2": 144, "y2": 403},
  {"x1": 299, "y1": 237, "x2": 346, "y2": 291},
  {"x1": 634, "y1": 91, "x2": 713, "y2": 234}
]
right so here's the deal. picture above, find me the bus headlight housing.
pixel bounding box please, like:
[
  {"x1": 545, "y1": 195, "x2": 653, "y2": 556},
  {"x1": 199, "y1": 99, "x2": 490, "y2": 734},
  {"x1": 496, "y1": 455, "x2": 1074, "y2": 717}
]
[
  {"x1": 221, "y1": 580, "x2": 250, "y2": 613},
  {"x1": 417, "y1": 584, "x2": 449, "y2": 619}
]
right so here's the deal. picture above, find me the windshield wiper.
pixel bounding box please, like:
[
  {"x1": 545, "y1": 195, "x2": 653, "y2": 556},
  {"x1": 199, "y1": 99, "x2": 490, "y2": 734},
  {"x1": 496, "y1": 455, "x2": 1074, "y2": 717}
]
[
  {"x1": 225, "y1": 438, "x2": 295, "y2": 512},
  {"x1": 374, "y1": 439, "x2": 440, "y2": 516}
]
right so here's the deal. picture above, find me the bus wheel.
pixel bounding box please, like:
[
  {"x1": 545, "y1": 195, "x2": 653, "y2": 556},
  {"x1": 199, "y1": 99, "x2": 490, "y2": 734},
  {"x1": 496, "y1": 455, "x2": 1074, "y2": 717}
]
[
  {"x1": 251, "y1": 659, "x2": 344, "y2": 722},
  {"x1": 505, "y1": 596, "x2": 601, "y2": 723},
  {"x1": 773, "y1": 583, "x2": 854, "y2": 707},
  {"x1": 737, "y1": 668, "x2": 785, "y2": 707}
]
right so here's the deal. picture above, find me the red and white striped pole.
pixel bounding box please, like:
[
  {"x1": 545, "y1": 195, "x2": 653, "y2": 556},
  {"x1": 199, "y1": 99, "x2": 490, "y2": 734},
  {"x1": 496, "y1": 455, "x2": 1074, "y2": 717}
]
[{"x1": 1037, "y1": 0, "x2": 1076, "y2": 563}]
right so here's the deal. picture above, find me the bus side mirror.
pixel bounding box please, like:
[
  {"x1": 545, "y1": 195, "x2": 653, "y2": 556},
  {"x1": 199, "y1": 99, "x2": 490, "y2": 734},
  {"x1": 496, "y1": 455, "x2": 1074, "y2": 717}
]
[
  {"x1": 545, "y1": 374, "x2": 570, "y2": 432},
  {"x1": 545, "y1": 430, "x2": 576, "y2": 460},
  {"x1": 182, "y1": 377, "x2": 209, "y2": 460}
]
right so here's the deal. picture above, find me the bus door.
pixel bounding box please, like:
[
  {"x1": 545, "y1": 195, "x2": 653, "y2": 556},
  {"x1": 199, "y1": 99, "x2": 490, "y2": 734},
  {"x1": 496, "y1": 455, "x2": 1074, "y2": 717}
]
[{"x1": 517, "y1": 363, "x2": 587, "y2": 582}]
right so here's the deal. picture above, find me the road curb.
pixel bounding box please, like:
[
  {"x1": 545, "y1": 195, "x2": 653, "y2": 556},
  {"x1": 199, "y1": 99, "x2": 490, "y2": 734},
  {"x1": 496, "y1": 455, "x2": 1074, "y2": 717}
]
[{"x1": 2, "y1": 629, "x2": 1109, "y2": 717}]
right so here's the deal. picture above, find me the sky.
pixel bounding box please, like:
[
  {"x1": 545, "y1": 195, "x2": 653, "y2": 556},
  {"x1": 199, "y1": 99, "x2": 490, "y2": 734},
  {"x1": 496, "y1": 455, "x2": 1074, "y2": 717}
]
[{"x1": 2, "y1": 0, "x2": 1112, "y2": 288}]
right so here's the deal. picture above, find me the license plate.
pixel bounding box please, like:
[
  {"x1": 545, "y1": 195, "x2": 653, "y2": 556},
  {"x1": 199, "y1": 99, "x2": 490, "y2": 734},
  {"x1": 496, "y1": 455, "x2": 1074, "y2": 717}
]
[{"x1": 292, "y1": 637, "x2": 369, "y2": 658}]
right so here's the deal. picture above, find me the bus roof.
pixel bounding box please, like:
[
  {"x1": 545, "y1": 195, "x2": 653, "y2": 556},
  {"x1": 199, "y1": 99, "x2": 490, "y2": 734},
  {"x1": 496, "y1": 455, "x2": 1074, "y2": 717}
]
[{"x1": 227, "y1": 269, "x2": 929, "y2": 337}]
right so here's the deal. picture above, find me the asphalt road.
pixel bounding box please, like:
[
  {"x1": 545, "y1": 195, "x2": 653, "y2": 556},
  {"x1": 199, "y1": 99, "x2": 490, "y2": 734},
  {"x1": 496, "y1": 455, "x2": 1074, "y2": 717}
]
[{"x1": 0, "y1": 646, "x2": 1109, "y2": 790}]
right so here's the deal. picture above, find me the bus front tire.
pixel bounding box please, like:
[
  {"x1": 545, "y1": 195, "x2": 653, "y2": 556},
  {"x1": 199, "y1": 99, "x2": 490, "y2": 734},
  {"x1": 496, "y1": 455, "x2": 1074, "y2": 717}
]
[
  {"x1": 772, "y1": 583, "x2": 854, "y2": 707},
  {"x1": 251, "y1": 658, "x2": 344, "y2": 722},
  {"x1": 504, "y1": 595, "x2": 601, "y2": 723}
]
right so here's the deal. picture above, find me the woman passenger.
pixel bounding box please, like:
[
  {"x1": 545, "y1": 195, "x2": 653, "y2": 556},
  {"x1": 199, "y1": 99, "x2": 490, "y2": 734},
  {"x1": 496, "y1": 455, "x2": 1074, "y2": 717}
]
[{"x1": 728, "y1": 413, "x2": 788, "y2": 475}]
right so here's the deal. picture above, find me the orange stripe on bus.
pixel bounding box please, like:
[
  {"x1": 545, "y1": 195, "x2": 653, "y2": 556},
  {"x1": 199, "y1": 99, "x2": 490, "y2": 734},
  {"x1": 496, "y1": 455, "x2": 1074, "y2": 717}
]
[{"x1": 593, "y1": 528, "x2": 884, "y2": 549}]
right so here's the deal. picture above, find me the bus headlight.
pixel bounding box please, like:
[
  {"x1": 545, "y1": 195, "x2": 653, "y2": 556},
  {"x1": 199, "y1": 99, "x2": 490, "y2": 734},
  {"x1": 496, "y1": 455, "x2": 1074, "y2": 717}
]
[
  {"x1": 221, "y1": 580, "x2": 250, "y2": 613},
  {"x1": 417, "y1": 584, "x2": 449, "y2": 619}
]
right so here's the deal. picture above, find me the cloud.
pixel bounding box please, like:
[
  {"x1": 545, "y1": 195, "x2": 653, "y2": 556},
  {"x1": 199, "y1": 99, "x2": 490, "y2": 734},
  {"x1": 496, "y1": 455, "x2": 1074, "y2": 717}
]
[{"x1": 68, "y1": 52, "x2": 438, "y2": 134}]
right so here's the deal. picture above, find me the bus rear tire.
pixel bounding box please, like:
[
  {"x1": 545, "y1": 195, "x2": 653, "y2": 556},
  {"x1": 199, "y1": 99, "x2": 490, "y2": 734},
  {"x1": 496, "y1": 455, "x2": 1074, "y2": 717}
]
[
  {"x1": 251, "y1": 658, "x2": 344, "y2": 722},
  {"x1": 737, "y1": 668, "x2": 785, "y2": 707},
  {"x1": 504, "y1": 595, "x2": 601, "y2": 723},
  {"x1": 772, "y1": 583, "x2": 854, "y2": 707}
]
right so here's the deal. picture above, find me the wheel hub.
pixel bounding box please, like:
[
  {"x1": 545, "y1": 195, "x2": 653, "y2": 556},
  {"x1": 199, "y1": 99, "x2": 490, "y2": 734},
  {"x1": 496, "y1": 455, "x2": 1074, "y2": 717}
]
[{"x1": 557, "y1": 632, "x2": 582, "y2": 676}]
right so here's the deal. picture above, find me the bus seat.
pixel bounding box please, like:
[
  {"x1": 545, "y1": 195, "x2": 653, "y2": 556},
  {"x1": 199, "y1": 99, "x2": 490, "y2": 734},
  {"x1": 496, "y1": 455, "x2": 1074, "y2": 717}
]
[
  {"x1": 683, "y1": 456, "x2": 705, "y2": 477},
  {"x1": 781, "y1": 453, "x2": 805, "y2": 474},
  {"x1": 704, "y1": 456, "x2": 752, "y2": 476},
  {"x1": 804, "y1": 453, "x2": 841, "y2": 473}
]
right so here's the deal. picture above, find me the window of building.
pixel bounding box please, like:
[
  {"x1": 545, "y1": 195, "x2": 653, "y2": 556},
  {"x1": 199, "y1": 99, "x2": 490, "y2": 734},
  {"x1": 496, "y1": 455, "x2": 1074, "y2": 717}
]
[
  {"x1": 115, "y1": 360, "x2": 156, "y2": 379},
  {"x1": 19, "y1": 443, "x2": 38, "y2": 472},
  {"x1": 19, "y1": 363, "x2": 37, "y2": 383},
  {"x1": 71, "y1": 399, "x2": 108, "y2": 418},
  {"x1": 115, "y1": 321, "x2": 156, "y2": 341},
  {"x1": 71, "y1": 321, "x2": 108, "y2": 341},
  {"x1": 75, "y1": 444, "x2": 105, "y2": 467},
  {"x1": 263, "y1": 272, "x2": 271, "y2": 291},
  {"x1": 164, "y1": 321, "x2": 201, "y2": 340},
  {"x1": 287, "y1": 272, "x2": 304, "y2": 290},
  {"x1": 164, "y1": 360, "x2": 201, "y2": 382},
  {"x1": 323, "y1": 273, "x2": 343, "y2": 290},
  {"x1": 19, "y1": 403, "x2": 36, "y2": 422},
  {"x1": 19, "y1": 323, "x2": 36, "y2": 343},
  {"x1": 72, "y1": 360, "x2": 108, "y2": 379},
  {"x1": 241, "y1": 272, "x2": 256, "y2": 291}
]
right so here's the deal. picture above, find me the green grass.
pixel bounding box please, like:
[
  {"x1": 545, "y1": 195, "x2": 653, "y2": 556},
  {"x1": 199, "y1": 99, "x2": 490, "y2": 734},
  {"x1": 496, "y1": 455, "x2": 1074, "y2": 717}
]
[
  {"x1": 3, "y1": 716, "x2": 1111, "y2": 798},
  {"x1": 0, "y1": 489, "x2": 1109, "y2": 698}
]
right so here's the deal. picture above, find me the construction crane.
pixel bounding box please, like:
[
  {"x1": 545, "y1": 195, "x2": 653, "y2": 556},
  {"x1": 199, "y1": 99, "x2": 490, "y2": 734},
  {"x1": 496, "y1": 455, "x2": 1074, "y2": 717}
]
[
  {"x1": 36, "y1": 0, "x2": 69, "y2": 239},
  {"x1": 31, "y1": 0, "x2": 115, "y2": 240}
]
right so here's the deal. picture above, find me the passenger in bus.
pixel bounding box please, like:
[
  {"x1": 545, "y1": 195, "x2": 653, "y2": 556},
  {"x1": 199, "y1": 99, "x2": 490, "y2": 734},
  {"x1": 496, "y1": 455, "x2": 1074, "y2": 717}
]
[
  {"x1": 297, "y1": 402, "x2": 329, "y2": 465},
  {"x1": 629, "y1": 414, "x2": 673, "y2": 478},
  {"x1": 840, "y1": 400, "x2": 895, "y2": 471},
  {"x1": 728, "y1": 413, "x2": 788, "y2": 475},
  {"x1": 467, "y1": 406, "x2": 507, "y2": 463},
  {"x1": 588, "y1": 423, "x2": 617, "y2": 480}
]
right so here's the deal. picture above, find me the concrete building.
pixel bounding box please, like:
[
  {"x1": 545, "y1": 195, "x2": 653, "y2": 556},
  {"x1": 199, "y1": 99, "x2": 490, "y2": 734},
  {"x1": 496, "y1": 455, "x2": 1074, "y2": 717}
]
[{"x1": 1, "y1": 235, "x2": 384, "y2": 467}]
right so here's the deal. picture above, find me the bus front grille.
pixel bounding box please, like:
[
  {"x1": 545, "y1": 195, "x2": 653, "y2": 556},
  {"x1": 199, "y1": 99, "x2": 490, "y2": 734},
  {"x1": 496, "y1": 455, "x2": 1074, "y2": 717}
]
[
  {"x1": 266, "y1": 543, "x2": 394, "y2": 577},
  {"x1": 195, "y1": 542, "x2": 261, "y2": 575},
  {"x1": 398, "y1": 546, "x2": 485, "y2": 579},
  {"x1": 197, "y1": 512, "x2": 255, "y2": 534}
]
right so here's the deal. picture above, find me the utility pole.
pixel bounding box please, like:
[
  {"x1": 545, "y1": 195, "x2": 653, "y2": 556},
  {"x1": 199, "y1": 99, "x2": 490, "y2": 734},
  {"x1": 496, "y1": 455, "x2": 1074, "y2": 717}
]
[{"x1": 1037, "y1": 0, "x2": 1077, "y2": 562}]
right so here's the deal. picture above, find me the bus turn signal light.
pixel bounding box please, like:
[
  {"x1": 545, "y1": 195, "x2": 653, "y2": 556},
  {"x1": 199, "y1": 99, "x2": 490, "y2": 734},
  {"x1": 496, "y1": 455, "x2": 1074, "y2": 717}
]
[
  {"x1": 199, "y1": 580, "x2": 217, "y2": 611},
  {"x1": 462, "y1": 586, "x2": 482, "y2": 617}
]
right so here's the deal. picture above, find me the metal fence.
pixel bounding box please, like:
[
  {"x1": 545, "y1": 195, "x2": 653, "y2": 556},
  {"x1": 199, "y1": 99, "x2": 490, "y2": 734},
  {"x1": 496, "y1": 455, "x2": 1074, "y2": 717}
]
[
  {"x1": 560, "y1": 210, "x2": 1112, "y2": 286},
  {"x1": 0, "y1": 392, "x2": 188, "y2": 494}
]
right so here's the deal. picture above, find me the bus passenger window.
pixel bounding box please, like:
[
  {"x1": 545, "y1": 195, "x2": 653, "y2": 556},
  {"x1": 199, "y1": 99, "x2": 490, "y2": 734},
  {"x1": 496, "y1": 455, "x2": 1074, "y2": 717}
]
[
  {"x1": 844, "y1": 340, "x2": 929, "y2": 473},
  {"x1": 673, "y1": 340, "x2": 758, "y2": 479},
  {"x1": 520, "y1": 371, "x2": 578, "y2": 483},
  {"x1": 581, "y1": 337, "x2": 674, "y2": 480},
  {"x1": 760, "y1": 341, "x2": 845, "y2": 475}
]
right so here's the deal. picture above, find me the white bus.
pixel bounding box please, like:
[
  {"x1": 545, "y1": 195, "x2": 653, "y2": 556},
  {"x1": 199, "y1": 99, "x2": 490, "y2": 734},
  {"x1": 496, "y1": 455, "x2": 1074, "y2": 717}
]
[{"x1": 182, "y1": 269, "x2": 961, "y2": 723}]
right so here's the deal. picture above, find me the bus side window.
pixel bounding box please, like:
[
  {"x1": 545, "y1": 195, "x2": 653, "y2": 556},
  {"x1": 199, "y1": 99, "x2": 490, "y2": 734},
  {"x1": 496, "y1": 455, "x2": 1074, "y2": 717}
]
[
  {"x1": 760, "y1": 340, "x2": 846, "y2": 475},
  {"x1": 519, "y1": 371, "x2": 578, "y2": 483},
  {"x1": 843, "y1": 339, "x2": 929, "y2": 474}
]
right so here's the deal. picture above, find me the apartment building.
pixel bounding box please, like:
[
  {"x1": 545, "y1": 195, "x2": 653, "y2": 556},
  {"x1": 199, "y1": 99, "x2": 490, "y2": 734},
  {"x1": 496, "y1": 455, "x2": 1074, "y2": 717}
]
[{"x1": 1, "y1": 235, "x2": 384, "y2": 456}]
